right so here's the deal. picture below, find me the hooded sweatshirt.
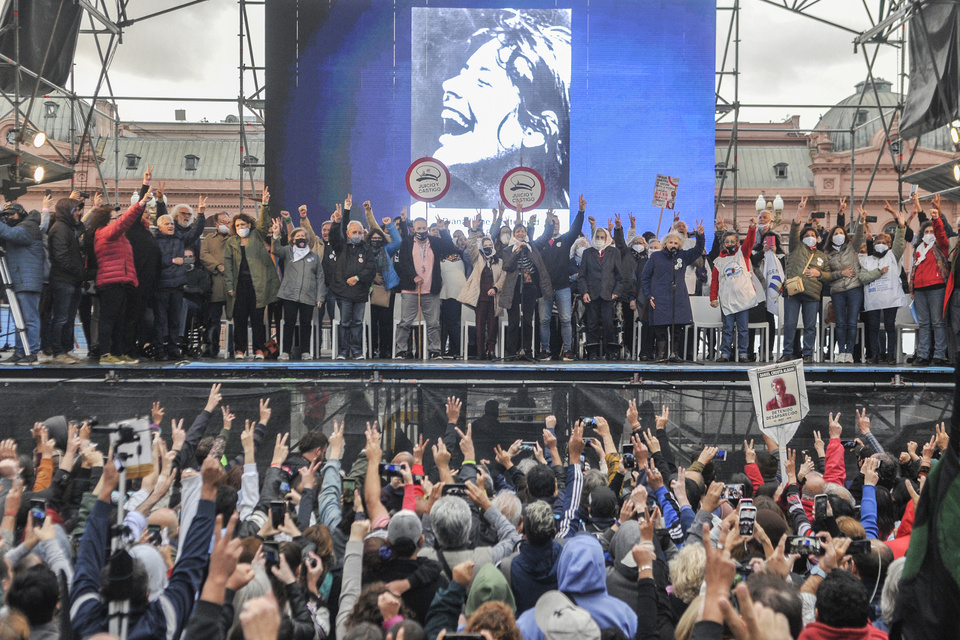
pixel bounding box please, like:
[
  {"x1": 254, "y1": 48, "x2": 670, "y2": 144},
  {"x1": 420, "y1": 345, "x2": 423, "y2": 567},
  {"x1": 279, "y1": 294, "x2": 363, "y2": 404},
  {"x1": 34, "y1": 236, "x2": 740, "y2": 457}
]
[
  {"x1": 605, "y1": 520, "x2": 643, "y2": 608},
  {"x1": 797, "y1": 621, "x2": 888, "y2": 640},
  {"x1": 466, "y1": 563, "x2": 516, "y2": 617},
  {"x1": 516, "y1": 534, "x2": 638, "y2": 640},
  {"x1": 510, "y1": 539, "x2": 563, "y2": 615}
]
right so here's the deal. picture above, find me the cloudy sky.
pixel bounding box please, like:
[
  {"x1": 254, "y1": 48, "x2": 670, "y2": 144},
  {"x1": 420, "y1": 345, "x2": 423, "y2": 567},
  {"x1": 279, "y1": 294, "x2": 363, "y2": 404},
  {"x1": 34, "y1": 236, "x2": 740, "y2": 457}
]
[{"x1": 71, "y1": 0, "x2": 901, "y2": 128}]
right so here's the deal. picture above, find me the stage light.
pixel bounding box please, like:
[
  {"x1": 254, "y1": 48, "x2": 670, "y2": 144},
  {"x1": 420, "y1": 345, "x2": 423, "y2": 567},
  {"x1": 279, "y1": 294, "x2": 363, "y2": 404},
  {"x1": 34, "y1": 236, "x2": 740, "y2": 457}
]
[
  {"x1": 773, "y1": 194, "x2": 784, "y2": 213},
  {"x1": 30, "y1": 130, "x2": 45, "y2": 148},
  {"x1": 32, "y1": 165, "x2": 43, "y2": 182},
  {"x1": 755, "y1": 194, "x2": 766, "y2": 213},
  {"x1": 954, "y1": 164, "x2": 960, "y2": 182}
]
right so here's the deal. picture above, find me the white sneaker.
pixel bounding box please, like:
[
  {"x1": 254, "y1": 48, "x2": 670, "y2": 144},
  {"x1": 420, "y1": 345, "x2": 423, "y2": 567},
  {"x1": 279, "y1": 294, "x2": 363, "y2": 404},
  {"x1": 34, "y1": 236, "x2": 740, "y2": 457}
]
[
  {"x1": 301, "y1": 353, "x2": 313, "y2": 361},
  {"x1": 278, "y1": 353, "x2": 290, "y2": 361},
  {"x1": 844, "y1": 353, "x2": 853, "y2": 363},
  {"x1": 37, "y1": 352, "x2": 53, "y2": 363}
]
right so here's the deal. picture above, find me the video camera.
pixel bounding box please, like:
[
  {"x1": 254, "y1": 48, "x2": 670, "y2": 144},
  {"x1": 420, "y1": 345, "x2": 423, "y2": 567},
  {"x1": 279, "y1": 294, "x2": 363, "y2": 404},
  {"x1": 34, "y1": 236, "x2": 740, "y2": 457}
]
[{"x1": 100, "y1": 417, "x2": 154, "y2": 479}]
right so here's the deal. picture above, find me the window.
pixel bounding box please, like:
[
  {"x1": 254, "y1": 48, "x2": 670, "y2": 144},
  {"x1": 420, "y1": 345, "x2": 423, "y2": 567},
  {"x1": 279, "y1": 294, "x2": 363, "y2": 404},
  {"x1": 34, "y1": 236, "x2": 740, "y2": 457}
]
[
  {"x1": 774, "y1": 162, "x2": 788, "y2": 179},
  {"x1": 124, "y1": 154, "x2": 141, "y2": 170},
  {"x1": 856, "y1": 110, "x2": 869, "y2": 126},
  {"x1": 184, "y1": 154, "x2": 199, "y2": 171},
  {"x1": 715, "y1": 162, "x2": 727, "y2": 179},
  {"x1": 43, "y1": 101, "x2": 58, "y2": 119}
]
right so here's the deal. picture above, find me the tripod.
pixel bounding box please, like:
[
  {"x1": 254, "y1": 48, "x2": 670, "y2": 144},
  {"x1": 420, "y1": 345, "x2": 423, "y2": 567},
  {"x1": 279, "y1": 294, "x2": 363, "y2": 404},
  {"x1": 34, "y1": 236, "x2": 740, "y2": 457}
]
[{"x1": 0, "y1": 247, "x2": 30, "y2": 357}]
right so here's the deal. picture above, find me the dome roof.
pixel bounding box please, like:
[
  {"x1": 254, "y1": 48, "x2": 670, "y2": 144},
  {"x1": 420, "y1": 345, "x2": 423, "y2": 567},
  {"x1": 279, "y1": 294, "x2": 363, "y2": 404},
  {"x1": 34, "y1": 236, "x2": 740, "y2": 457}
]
[
  {"x1": 815, "y1": 79, "x2": 953, "y2": 152},
  {"x1": 0, "y1": 94, "x2": 93, "y2": 144}
]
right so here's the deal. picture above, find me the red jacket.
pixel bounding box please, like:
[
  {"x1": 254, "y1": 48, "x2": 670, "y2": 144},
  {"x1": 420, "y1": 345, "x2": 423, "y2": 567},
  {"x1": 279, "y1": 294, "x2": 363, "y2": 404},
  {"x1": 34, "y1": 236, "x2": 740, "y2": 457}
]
[
  {"x1": 911, "y1": 216, "x2": 949, "y2": 290},
  {"x1": 798, "y1": 621, "x2": 888, "y2": 640},
  {"x1": 95, "y1": 202, "x2": 145, "y2": 288}
]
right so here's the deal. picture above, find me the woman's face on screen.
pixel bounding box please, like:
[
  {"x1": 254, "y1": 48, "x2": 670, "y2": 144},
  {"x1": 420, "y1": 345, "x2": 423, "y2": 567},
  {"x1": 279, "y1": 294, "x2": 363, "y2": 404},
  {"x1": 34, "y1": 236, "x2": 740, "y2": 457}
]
[{"x1": 436, "y1": 39, "x2": 525, "y2": 166}]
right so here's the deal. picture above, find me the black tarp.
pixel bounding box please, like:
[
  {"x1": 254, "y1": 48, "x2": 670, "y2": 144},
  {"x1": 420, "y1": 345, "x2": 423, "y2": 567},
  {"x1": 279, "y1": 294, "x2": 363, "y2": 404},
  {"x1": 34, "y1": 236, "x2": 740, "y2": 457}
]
[{"x1": 0, "y1": 0, "x2": 83, "y2": 95}]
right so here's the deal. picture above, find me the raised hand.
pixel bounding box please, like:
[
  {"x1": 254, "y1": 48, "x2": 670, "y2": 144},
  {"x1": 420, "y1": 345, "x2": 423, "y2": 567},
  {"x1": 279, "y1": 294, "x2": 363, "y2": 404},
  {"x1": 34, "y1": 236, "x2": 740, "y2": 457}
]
[
  {"x1": 445, "y1": 396, "x2": 462, "y2": 424},
  {"x1": 412, "y1": 435, "x2": 429, "y2": 466},
  {"x1": 813, "y1": 430, "x2": 825, "y2": 457},
  {"x1": 578, "y1": 194, "x2": 586, "y2": 211},
  {"x1": 935, "y1": 422, "x2": 950, "y2": 451},
  {"x1": 221, "y1": 406, "x2": 235, "y2": 431},
  {"x1": 261, "y1": 186, "x2": 270, "y2": 204},
  {"x1": 365, "y1": 421, "x2": 382, "y2": 466},
  {"x1": 744, "y1": 439, "x2": 756, "y2": 465},
  {"x1": 271, "y1": 433, "x2": 289, "y2": 466},
  {"x1": 454, "y1": 423, "x2": 475, "y2": 461},
  {"x1": 344, "y1": 193, "x2": 353, "y2": 210},
  {"x1": 655, "y1": 404, "x2": 670, "y2": 430},
  {"x1": 643, "y1": 428, "x2": 661, "y2": 455},
  {"x1": 259, "y1": 397, "x2": 272, "y2": 425},
  {"x1": 828, "y1": 412, "x2": 842, "y2": 439},
  {"x1": 270, "y1": 217, "x2": 282, "y2": 237},
  {"x1": 856, "y1": 407, "x2": 871, "y2": 435},
  {"x1": 151, "y1": 401, "x2": 165, "y2": 425}
]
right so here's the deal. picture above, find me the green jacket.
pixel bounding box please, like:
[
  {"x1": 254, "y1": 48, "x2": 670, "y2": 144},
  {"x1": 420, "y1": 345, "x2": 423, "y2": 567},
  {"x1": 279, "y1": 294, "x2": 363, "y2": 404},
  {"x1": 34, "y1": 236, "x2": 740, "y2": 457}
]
[
  {"x1": 785, "y1": 221, "x2": 835, "y2": 301},
  {"x1": 224, "y1": 204, "x2": 280, "y2": 318}
]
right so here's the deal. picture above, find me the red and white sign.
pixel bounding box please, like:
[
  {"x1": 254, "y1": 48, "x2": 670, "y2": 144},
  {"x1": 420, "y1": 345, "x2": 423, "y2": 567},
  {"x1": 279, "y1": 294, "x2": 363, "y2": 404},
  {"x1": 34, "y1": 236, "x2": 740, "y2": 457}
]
[
  {"x1": 652, "y1": 174, "x2": 679, "y2": 209},
  {"x1": 405, "y1": 157, "x2": 450, "y2": 203},
  {"x1": 499, "y1": 166, "x2": 545, "y2": 210}
]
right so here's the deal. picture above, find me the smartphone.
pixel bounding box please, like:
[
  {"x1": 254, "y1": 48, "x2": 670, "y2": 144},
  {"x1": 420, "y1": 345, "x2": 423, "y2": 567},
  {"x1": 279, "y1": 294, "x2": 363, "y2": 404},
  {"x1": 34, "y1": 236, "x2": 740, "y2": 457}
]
[
  {"x1": 812, "y1": 211, "x2": 826, "y2": 219},
  {"x1": 379, "y1": 463, "x2": 403, "y2": 476},
  {"x1": 580, "y1": 417, "x2": 596, "y2": 428},
  {"x1": 785, "y1": 535, "x2": 824, "y2": 556},
  {"x1": 814, "y1": 494, "x2": 829, "y2": 522},
  {"x1": 910, "y1": 183, "x2": 919, "y2": 198},
  {"x1": 29, "y1": 499, "x2": 45, "y2": 527},
  {"x1": 848, "y1": 539, "x2": 873, "y2": 555},
  {"x1": 342, "y1": 479, "x2": 356, "y2": 494},
  {"x1": 621, "y1": 444, "x2": 634, "y2": 456},
  {"x1": 582, "y1": 437, "x2": 596, "y2": 446},
  {"x1": 147, "y1": 524, "x2": 163, "y2": 546},
  {"x1": 866, "y1": 215, "x2": 878, "y2": 223},
  {"x1": 262, "y1": 541, "x2": 280, "y2": 568},
  {"x1": 715, "y1": 450, "x2": 727, "y2": 462},
  {"x1": 764, "y1": 235, "x2": 776, "y2": 249},
  {"x1": 279, "y1": 480, "x2": 291, "y2": 494},
  {"x1": 44, "y1": 188, "x2": 52, "y2": 197},
  {"x1": 722, "y1": 484, "x2": 744, "y2": 502},
  {"x1": 519, "y1": 441, "x2": 538, "y2": 452},
  {"x1": 270, "y1": 501, "x2": 285, "y2": 528},
  {"x1": 442, "y1": 483, "x2": 469, "y2": 498},
  {"x1": 842, "y1": 440, "x2": 860, "y2": 450},
  {"x1": 738, "y1": 503, "x2": 757, "y2": 537}
]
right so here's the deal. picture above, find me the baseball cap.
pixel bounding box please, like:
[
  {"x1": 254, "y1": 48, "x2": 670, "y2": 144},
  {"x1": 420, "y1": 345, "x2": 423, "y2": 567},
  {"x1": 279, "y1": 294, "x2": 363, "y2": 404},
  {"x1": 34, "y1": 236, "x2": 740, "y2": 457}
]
[
  {"x1": 386, "y1": 509, "x2": 422, "y2": 545},
  {"x1": 533, "y1": 591, "x2": 601, "y2": 640}
]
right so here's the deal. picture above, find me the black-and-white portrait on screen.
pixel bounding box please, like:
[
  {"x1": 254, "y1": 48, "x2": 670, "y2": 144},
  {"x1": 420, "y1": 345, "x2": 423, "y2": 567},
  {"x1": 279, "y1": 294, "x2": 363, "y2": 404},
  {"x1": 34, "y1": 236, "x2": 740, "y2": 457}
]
[{"x1": 411, "y1": 8, "x2": 571, "y2": 209}]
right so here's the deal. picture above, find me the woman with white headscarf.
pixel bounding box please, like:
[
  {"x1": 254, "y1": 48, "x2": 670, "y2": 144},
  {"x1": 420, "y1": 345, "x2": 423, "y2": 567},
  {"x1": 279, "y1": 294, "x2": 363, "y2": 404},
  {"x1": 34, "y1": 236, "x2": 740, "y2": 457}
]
[{"x1": 578, "y1": 227, "x2": 625, "y2": 360}]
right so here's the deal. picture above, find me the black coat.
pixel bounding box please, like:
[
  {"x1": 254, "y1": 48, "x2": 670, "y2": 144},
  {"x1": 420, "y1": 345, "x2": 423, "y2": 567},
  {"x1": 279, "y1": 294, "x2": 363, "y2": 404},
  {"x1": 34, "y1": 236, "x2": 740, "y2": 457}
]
[
  {"x1": 126, "y1": 220, "x2": 162, "y2": 300},
  {"x1": 396, "y1": 231, "x2": 457, "y2": 295},
  {"x1": 539, "y1": 208, "x2": 586, "y2": 291},
  {"x1": 47, "y1": 211, "x2": 84, "y2": 286},
  {"x1": 328, "y1": 221, "x2": 377, "y2": 302},
  {"x1": 578, "y1": 245, "x2": 625, "y2": 300}
]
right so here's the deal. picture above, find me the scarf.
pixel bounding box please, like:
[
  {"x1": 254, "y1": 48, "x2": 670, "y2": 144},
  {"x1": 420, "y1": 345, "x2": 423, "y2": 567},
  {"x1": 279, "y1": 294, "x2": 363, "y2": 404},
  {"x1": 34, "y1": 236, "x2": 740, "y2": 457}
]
[{"x1": 292, "y1": 246, "x2": 310, "y2": 262}]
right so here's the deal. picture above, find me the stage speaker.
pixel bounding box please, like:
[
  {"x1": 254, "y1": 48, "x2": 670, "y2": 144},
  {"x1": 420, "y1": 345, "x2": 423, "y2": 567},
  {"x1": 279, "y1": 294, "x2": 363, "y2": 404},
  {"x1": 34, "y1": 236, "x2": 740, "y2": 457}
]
[
  {"x1": 0, "y1": 0, "x2": 83, "y2": 95},
  {"x1": 901, "y1": 2, "x2": 960, "y2": 140}
]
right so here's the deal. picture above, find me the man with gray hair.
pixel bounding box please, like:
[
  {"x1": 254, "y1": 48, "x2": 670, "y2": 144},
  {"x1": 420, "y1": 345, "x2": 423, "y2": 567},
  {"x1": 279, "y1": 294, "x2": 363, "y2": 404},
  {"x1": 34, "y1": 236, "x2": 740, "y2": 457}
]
[{"x1": 394, "y1": 216, "x2": 457, "y2": 358}]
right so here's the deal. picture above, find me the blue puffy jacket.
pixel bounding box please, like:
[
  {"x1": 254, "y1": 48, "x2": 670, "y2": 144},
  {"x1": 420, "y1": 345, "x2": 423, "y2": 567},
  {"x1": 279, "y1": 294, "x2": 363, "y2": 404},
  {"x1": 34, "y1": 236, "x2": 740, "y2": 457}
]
[
  {"x1": 154, "y1": 215, "x2": 205, "y2": 289},
  {"x1": 516, "y1": 534, "x2": 639, "y2": 639},
  {"x1": 0, "y1": 209, "x2": 44, "y2": 293}
]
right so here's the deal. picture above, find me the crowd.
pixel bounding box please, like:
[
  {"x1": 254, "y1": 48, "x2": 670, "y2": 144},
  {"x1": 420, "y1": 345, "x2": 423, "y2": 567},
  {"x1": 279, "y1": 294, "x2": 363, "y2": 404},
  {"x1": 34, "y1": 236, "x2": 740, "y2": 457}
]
[
  {"x1": 1, "y1": 171, "x2": 958, "y2": 366},
  {"x1": 0, "y1": 386, "x2": 947, "y2": 640}
]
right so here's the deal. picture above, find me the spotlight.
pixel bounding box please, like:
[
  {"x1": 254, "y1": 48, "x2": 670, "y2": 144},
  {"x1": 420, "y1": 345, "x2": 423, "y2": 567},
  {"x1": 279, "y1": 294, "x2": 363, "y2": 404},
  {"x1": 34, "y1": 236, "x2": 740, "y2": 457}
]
[
  {"x1": 30, "y1": 130, "x2": 45, "y2": 148},
  {"x1": 954, "y1": 164, "x2": 960, "y2": 182},
  {"x1": 952, "y1": 121, "x2": 960, "y2": 150},
  {"x1": 32, "y1": 165, "x2": 44, "y2": 182}
]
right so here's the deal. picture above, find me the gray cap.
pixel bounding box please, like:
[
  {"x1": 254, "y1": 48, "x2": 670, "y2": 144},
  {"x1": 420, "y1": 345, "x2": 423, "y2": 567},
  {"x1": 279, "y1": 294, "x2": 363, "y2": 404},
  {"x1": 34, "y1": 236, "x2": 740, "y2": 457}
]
[
  {"x1": 386, "y1": 509, "x2": 422, "y2": 545},
  {"x1": 533, "y1": 591, "x2": 601, "y2": 640}
]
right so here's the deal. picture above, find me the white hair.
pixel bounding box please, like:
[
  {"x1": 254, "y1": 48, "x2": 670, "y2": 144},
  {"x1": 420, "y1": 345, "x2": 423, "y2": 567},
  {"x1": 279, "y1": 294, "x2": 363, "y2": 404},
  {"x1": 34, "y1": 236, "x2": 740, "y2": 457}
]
[
  {"x1": 662, "y1": 232, "x2": 683, "y2": 247},
  {"x1": 157, "y1": 214, "x2": 173, "y2": 226},
  {"x1": 346, "y1": 220, "x2": 364, "y2": 233},
  {"x1": 492, "y1": 491, "x2": 522, "y2": 528}
]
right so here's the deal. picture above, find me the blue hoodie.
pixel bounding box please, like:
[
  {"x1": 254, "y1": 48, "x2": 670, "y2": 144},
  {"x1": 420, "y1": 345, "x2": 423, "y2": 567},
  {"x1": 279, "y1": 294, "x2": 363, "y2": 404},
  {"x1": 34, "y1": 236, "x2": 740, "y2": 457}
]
[{"x1": 516, "y1": 534, "x2": 638, "y2": 640}]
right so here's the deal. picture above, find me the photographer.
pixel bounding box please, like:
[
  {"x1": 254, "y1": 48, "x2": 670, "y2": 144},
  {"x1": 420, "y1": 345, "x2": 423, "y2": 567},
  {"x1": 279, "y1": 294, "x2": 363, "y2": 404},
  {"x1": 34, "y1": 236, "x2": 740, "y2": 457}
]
[{"x1": 0, "y1": 199, "x2": 46, "y2": 365}]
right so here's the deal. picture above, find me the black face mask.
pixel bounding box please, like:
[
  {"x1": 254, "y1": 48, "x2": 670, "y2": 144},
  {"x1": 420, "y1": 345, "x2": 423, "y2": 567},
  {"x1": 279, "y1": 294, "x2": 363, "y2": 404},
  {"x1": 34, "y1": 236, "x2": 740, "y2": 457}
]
[
  {"x1": 667, "y1": 246, "x2": 680, "y2": 256},
  {"x1": 371, "y1": 239, "x2": 384, "y2": 249},
  {"x1": 294, "y1": 238, "x2": 308, "y2": 249},
  {"x1": 482, "y1": 246, "x2": 494, "y2": 257},
  {"x1": 723, "y1": 244, "x2": 737, "y2": 254},
  {"x1": 415, "y1": 231, "x2": 427, "y2": 241}
]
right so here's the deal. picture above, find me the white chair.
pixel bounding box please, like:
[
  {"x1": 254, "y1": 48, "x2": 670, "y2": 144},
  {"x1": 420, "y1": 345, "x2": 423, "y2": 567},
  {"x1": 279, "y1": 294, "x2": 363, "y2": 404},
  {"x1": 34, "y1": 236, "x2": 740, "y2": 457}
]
[
  {"x1": 460, "y1": 306, "x2": 476, "y2": 361},
  {"x1": 743, "y1": 320, "x2": 769, "y2": 362},
  {"x1": 392, "y1": 296, "x2": 427, "y2": 358},
  {"x1": 632, "y1": 319, "x2": 643, "y2": 360},
  {"x1": 684, "y1": 297, "x2": 722, "y2": 361},
  {"x1": 895, "y1": 304, "x2": 919, "y2": 364},
  {"x1": 332, "y1": 301, "x2": 372, "y2": 358}
]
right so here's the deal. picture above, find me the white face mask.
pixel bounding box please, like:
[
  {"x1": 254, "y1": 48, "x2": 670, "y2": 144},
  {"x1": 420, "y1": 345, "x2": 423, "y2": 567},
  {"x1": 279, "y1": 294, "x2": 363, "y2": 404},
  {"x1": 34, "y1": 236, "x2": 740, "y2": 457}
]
[
  {"x1": 874, "y1": 243, "x2": 888, "y2": 254},
  {"x1": 758, "y1": 222, "x2": 770, "y2": 232},
  {"x1": 576, "y1": 246, "x2": 585, "y2": 260},
  {"x1": 218, "y1": 224, "x2": 230, "y2": 235},
  {"x1": 593, "y1": 238, "x2": 606, "y2": 251},
  {"x1": 832, "y1": 234, "x2": 845, "y2": 247},
  {"x1": 237, "y1": 227, "x2": 250, "y2": 238},
  {"x1": 632, "y1": 244, "x2": 646, "y2": 254},
  {"x1": 923, "y1": 233, "x2": 935, "y2": 245},
  {"x1": 802, "y1": 236, "x2": 818, "y2": 248}
]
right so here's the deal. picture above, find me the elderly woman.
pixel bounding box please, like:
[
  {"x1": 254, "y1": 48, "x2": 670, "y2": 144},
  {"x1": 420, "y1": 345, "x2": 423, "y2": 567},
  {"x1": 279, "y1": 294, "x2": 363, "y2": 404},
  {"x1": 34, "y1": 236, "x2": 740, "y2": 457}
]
[
  {"x1": 639, "y1": 220, "x2": 705, "y2": 362},
  {"x1": 224, "y1": 188, "x2": 280, "y2": 360},
  {"x1": 578, "y1": 227, "x2": 625, "y2": 360},
  {"x1": 824, "y1": 207, "x2": 866, "y2": 363},
  {"x1": 458, "y1": 216, "x2": 507, "y2": 360},
  {"x1": 270, "y1": 218, "x2": 326, "y2": 360},
  {"x1": 859, "y1": 208, "x2": 907, "y2": 364}
]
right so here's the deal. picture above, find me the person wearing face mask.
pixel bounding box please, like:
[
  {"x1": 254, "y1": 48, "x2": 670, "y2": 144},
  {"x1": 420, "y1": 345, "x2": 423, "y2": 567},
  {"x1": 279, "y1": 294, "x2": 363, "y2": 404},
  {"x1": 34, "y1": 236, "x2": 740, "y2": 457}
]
[
  {"x1": 778, "y1": 197, "x2": 836, "y2": 364},
  {"x1": 458, "y1": 214, "x2": 507, "y2": 360},
  {"x1": 909, "y1": 196, "x2": 950, "y2": 366},
  {"x1": 181, "y1": 247, "x2": 212, "y2": 355},
  {"x1": 709, "y1": 219, "x2": 757, "y2": 363},
  {"x1": 824, "y1": 206, "x2": 866, "y2": 363},
  {"x1": 152, "y1": 197, "x2": 207, "y2": 362},
  {"x1": 224, "y1": 188, "x2": 280, "y2": 360},
  {"x1": 621, "y1": 232, "x2": 655, "y2": 360},
  {"x1": 360, "y1": 203, "x2": 402, "y2": 359},
  {"x1": 501, "y1": 203, "x2": 554, "y2": 361},
  {"x1": 859, "y1": 207, "x2": 907, "y2": 365},
  {"x1": 640, "y1": 220, "x2": 705, "y2": 362},
  {"x1": 199, "y1": 211, "x2": 232, "y2": 357},
  {"x1": 578, "y1": 227, "x2": 625, "y2": 360},
  {"x1": 535, "y1": 195, "x2": 586, "y2": 361},
  {"x1": 271, "y1": 220, "x2": 326, "y2": 361},
  {"x1": 0, "y1": 200, "x2": 44, "y2": 365},
  {"x1": 394, "y1": 213, "x2": 458, "y2": 359}
]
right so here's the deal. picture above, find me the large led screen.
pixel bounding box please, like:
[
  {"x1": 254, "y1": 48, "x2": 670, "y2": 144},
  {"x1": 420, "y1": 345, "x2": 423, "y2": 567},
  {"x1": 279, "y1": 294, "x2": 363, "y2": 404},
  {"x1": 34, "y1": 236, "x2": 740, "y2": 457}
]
[{"x1": 265, "y1": 1, "x2": 715, "y2": 235}]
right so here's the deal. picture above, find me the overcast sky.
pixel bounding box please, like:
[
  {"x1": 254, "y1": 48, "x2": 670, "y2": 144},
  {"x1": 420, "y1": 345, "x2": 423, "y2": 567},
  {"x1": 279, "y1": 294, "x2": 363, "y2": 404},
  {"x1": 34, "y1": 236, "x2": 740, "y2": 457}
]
[{"x1": 71, "y1": 0, "x2": 902, "y2": 129}]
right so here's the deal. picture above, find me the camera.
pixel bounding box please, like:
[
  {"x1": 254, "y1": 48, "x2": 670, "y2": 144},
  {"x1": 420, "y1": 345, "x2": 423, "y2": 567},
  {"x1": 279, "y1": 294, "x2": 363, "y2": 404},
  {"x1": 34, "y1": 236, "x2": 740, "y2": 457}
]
[
  {"x1": 442, "y1": 483, "x2": 469, "y2": 498},
  {"x1": 78, "y1": 191, "x2": 91, "y2": 199},
  {"x1": 866, "y1": 215, "x2": 878, "y2": 223},
  {"x1": 106, "y1": 417, "x2": 154, "y2": 479},
  {"x1": 812, "y1": 211, "x2": 826, "y2": 219},
  {"x1": 785, "y1": 535, "x2": 824, "y2": 556}
]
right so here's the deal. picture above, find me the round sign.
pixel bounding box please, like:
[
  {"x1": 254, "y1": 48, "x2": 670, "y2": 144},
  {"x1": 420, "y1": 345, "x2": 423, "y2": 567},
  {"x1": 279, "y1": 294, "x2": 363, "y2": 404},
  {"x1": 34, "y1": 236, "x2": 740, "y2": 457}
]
[
  {"x1": 499, "y1": 166, "x2": 545, "y2": 211},
  {"x1": 405, "y1": 157, "x2": 451, "y2": 203}
]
